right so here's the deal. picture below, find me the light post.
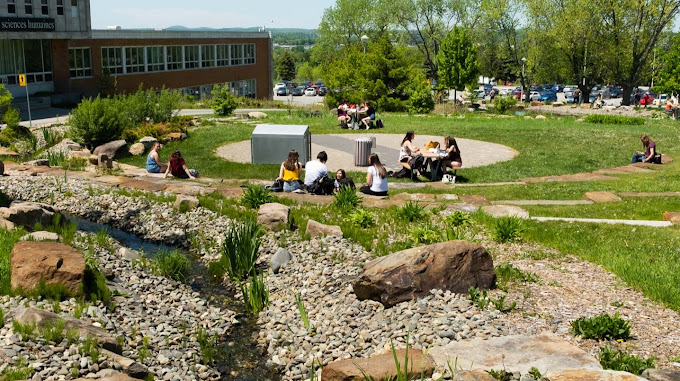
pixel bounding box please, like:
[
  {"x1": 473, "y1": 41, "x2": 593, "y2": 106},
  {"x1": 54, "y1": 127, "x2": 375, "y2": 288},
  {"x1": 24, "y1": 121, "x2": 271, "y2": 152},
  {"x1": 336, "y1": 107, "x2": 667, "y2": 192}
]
[
  {"x1": 521, "y1": 57, "x2": 526, "y2": 102},
  {"x1": 361, "y1": 35, "x2": 369, "y2": 53}
]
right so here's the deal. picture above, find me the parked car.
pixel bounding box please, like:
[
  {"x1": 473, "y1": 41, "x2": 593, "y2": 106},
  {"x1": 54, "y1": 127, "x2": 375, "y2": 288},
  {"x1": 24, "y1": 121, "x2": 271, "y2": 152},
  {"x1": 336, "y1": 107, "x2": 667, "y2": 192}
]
[
  {"x1": 473, "y1": 89, "x2": 486, "y2": 99},
  {"x1": 608, "y1": 86, "x2": 623, "y2": 98},
  {"x1": 274, "y1": 82, "x2": 287, "y2": 91},
  {"x1": 539, "y1": 91, "x2": 557, "y2": 102},
  {"x1": 483, "y1": 83, "x2": 493, "y2": 95},
  {"x1": 300, "y1": 81, "x2": 312, "y2": 88},
  {"x1": 275, "y1": 87, "x2": 289, "y2": 96},
  {"x1": 652, "y1": 93, "x2": 668, "y2": 106},
  {"x1": 529, "y1": 91, "x2": 541, "y2": 101},
  {"x1": 552, "y1": 84, "x2": 564, "y2": 92},
  {"x1": 317, "y1": 86, "x2": 327, "y2": 96},
  {"x1": 292, "y1": 86, "x2": 305, "y2": 96},
  {"x1": 564, "y1": 86, "x2": 575, "y2": 99},
  {"x1": 304, "y1": 87, "x2": 316, "y2": 96}
]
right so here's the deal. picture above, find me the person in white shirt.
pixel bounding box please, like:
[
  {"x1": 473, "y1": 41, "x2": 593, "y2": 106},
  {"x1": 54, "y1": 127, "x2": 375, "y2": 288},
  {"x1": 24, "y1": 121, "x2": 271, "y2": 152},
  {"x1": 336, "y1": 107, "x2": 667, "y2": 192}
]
[
  {"x1": 360, "y1": 154, "x2": 388, "y2": 196},
  {"x1": 303, "y1": 151, "x2": 329, "y2": 186}
]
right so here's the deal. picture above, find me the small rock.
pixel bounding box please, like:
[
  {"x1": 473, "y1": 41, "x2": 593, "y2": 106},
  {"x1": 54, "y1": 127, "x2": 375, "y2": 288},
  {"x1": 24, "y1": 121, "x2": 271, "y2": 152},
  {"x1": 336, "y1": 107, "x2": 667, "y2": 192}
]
[{"x1": 271, "y1": 248, "x2": 292, "y2": 274}]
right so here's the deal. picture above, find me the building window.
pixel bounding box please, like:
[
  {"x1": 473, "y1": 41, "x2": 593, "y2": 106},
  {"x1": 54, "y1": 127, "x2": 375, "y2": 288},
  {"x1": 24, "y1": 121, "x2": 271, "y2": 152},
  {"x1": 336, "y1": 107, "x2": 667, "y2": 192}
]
[
  {"x1": 24, "y1": 0, "x2": 32, "y2": 14},
  {"x1": 70, "y1": 0, "x2": 77, "y2": 17},
  {"x1": 200, "y1": 45, "x2": 215, "y2": 68},
  {"x1": 56, "y1": 0, "x2": 63, "y2": 15},
  {"x1": 229, "y1": 79, "x2": 257, "y2": 98},
  {"x1": 166, "y1": 46, "x2": 183, "y2": 70},
  {"x1": 7, "y1": 0, "x2": 15, "y2": 14},
  {"x1": 230, "y1": 44, "x2": 243, "y2": 65},
  {"x1": 146, "y1": 46, "x2": 164, "y2": 72},
  {"x1": 216, "y1": 45, "x2": 229, "y2": 66},
  {"x1": 69, "y1": 48, "x2": 91, "y2": 78},
  {"x1": 184, "y1": 45, "x2": 199, "y2": 69},
  {"x1": 244, "y1": 44, "x2": 256, "y2": 65},
  {"x1": 101, "y1": 47, "x2": 124, "y2": 74},
  {"x1": 125, "y1": 47, "x2": 145, "y2": 73},
  {"x1": 40, "y1": 0, "x2": 47, "y2": 14}
]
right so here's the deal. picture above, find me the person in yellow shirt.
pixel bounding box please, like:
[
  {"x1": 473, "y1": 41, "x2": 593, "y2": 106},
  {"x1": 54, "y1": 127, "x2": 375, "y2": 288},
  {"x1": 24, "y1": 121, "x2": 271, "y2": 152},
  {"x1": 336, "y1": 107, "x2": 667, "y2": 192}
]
[{"x1": 276, "y1": 150, "x2": 302, "y2": 192}]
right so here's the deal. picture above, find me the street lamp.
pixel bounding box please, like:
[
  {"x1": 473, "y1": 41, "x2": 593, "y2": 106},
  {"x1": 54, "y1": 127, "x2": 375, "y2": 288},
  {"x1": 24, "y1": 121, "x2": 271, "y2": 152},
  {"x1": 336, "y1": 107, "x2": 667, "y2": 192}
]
[
  {"x1": 361, "y1": 35, "x2": 369, "y2": 53},
  {"x1": 521, "y1": 57, "x2": 526, "y2": 102}
]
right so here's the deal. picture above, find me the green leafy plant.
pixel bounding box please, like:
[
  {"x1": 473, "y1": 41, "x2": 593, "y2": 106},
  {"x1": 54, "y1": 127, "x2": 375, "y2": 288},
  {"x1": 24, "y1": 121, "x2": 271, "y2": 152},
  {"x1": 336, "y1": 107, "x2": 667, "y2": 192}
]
[
  {"x1": 349, "y1": 208, "x2": 375, "y2": 228},
  {"x1": 357, "y1": 334, "x2": 423, "y2": 381},
  {"x1": 492, "y1": 216, "x2": 524, "y2": 243},
  {"x1": 196, "y1": 327, "x2": 218, "y2": 365},
  {"x1": 295, "y1": 292, "x2": 312, "y2": 332},
  {"x1": 584, "y1": 114, "x2": 645, "y2": 125},
  {"x1": 241, "y1": 184, "x2": 275, "y2": 209},
  {"x1": 0, "y1": 355, "x2": 34, "y2": 381},
  {"x1": 12, "y1": 321, "x2": 36, "y2": 341},
  {"x1": 468, "y1": 287, "x2": 490, "y2": 310},
  {"x1": 211, "y1": 84, "x2": 239, "y2": 116},
  {"x1": 486, "y1": 369, "x2": 513, "y2": 381},
  {"x1": 598, "y1": 346, "x2": 655, "y2": 375},
  {"x1": 39, "y1": 318, "x2": 65, "y2": 343},
  {"x1": 527, "y1": 367, "x2": 543, "y2": 379},
  {"x1": 495, "y1": 263, "x2": 540, "y2": 289},
  {"x1": 46, "y1": 150, "x2": 66, "y2": 167},
  {"x1": 494, "y1": 96, "x2": 518, "y2": 114},
  {"x1": 138, "y1": 336, "x2": 151, "y2": 363},
  {"x1": 491, "y1": 294, "x2": 517, "y2": 313},
  {"x1": 444, "y1": 226, "x2": 469, "y2": 241},
  {"x1": 444, "y1": 211, "x2": 471, "y2": 227},
  {"x1": 239, "y1": 270, "x2": 269, "y2": 315},
  {"x1": 333, "y1": 185, "x2": 361, "y2": 212},
  {"x1": 80, "y1": 335, "x2": 100, "y2": 363},
  {"x1": 409, "y1": 223, "x2": 442, "y2": 245},
  {"x1": 151, "y1": 249, "x2": 192, "y2": 283},
  {"x1": 0, "y1": 306, "x2": 4, "y2": 325},
  {"x1": 68, "y1": 95, "x2": 128, "y2": 150},
  {"x1": 211, "y1": 220, "x2": 263, "y2": 281},
  {"x1": 571, "y1": 312, "x2": 632, "y2": 341},
  {"x1": 396, "y1": 201, "x2": 427, "y2": 222}
]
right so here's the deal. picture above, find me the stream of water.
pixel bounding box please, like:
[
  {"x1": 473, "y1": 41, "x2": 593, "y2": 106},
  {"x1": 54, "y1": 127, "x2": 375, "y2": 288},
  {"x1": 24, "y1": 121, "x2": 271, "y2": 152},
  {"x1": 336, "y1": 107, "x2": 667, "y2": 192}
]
[{"x1": 69, "y1": 215, "x2": 281, "y2": 381}]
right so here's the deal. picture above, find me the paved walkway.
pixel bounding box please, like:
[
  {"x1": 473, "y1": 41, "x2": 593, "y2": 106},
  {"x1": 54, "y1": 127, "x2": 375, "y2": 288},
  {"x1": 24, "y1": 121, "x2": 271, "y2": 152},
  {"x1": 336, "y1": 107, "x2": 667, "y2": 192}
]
[
  {"x1": 532, "y1": 216, "x2": 673, "y2": 228},
  {"x1": 217, "y1": 134, "x2": 518, "y2": 172}
]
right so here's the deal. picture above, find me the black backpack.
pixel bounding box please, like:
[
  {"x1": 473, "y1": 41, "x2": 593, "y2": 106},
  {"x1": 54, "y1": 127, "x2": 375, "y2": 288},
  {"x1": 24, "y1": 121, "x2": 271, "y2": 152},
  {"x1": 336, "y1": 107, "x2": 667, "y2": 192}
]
[{"x1": 307, "y1": 176, "x2": 335, "y2": 195}]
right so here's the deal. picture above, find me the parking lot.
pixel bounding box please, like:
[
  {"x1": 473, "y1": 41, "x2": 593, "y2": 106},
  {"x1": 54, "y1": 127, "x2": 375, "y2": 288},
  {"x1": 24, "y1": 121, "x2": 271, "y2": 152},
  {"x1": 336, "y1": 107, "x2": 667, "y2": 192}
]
[{"x1": 273, "y1": 93, "x2": 325, "y2": 107}]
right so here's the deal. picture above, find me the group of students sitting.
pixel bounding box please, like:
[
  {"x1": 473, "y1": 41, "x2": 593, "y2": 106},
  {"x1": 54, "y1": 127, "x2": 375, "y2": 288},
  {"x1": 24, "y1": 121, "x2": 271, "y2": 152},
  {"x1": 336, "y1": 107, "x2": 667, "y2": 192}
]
[
  {"x1": 396, "y1": 131, "x2": 462, "y2": 180},
  {"x1": 337, "y1": 100, "x2": 378, "y2": 129},
  {"x1": 146, "y1": 141, "x2": 199, "y2": 179},
  {"x1": 274, "y1": 150, "x2": 389, "y2": 196}
]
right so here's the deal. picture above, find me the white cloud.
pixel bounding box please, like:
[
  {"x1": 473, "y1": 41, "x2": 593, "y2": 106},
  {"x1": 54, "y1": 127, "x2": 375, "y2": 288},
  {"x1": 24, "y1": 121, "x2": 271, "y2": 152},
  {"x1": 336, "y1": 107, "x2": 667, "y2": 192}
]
[{"x1": 92, "y1": 7, "x2": 258, "y2": 29}]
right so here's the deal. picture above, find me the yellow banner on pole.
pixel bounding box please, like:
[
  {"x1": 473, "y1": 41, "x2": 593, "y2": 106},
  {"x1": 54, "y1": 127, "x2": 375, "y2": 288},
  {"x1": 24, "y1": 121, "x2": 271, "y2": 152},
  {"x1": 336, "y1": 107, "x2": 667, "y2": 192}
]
[{"x1": 19, "y1": 74, "x2": 26, "y2": 87}]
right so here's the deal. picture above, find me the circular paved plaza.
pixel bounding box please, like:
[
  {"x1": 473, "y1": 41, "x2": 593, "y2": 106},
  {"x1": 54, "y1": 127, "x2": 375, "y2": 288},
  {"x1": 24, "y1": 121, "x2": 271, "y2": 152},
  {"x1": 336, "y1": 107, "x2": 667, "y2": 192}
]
[{"x1": 216, "y1": 134, "x2": 517, "y2": 172}]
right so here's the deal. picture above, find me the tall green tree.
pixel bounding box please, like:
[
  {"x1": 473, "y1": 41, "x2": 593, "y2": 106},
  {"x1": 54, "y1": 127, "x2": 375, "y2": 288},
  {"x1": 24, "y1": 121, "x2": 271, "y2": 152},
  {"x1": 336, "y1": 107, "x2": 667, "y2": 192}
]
[
  {"x1": 276, "y1": 51, "x2": 296, "y2": 81},
  {"x1": 437, "y1": 26, "x2": 480, "y2": 100},
  {"x1": 653, "y1": 34, "x2": 680, "y2": 94}
]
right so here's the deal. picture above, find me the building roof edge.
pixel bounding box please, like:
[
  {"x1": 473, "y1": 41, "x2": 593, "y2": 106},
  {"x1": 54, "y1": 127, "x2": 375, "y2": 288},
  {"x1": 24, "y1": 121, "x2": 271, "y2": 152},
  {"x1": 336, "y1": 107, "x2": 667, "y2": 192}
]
[{"x1": 87, "y1": 29, "x2": 270, "y2": 40}]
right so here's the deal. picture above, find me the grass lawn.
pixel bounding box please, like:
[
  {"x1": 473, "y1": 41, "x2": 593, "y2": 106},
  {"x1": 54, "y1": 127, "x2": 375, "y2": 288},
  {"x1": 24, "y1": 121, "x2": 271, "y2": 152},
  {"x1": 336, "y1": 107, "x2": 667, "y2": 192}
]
[{"x1": 120, "y1": 111, "x2": 680, "y2": 185}]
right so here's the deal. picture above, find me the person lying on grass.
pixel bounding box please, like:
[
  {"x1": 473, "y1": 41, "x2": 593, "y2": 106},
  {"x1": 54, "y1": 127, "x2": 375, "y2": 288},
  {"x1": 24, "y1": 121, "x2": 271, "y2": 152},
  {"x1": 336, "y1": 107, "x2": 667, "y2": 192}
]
[{"x1": 164, "y1": 150, "x2": 197, "y2": 179}]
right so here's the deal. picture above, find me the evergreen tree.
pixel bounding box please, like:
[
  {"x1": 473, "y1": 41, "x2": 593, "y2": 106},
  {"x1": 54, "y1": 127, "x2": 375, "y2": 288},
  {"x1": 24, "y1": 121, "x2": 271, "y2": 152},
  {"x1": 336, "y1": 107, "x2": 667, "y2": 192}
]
[
  {"x1": 437, "y1": 27, "x2": 480, "y2": 100},
  {"x1": 277, "y1": 51, "x2": 296, "y2": 81}
]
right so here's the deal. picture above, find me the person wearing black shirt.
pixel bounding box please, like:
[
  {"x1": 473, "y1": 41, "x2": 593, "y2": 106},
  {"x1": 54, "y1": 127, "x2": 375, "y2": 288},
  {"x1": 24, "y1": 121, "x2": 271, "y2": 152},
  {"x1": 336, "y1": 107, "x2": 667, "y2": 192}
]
[{"x1": 361, "y1": 101, "x2": 376, "y2": 129}]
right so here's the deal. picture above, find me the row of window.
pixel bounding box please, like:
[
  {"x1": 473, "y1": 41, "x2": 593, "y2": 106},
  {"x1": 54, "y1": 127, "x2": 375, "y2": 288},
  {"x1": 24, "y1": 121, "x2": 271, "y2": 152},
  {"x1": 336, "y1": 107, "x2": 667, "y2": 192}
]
[
  {"x1": 98, "y1": 44, "x2": 256, "y2": 76},
  {"x1": 6, "y1": 0, "x2": 78, "y2": 16},
  {"x1": 67, "y1": 44, "x2": 257, "y2": 78}
]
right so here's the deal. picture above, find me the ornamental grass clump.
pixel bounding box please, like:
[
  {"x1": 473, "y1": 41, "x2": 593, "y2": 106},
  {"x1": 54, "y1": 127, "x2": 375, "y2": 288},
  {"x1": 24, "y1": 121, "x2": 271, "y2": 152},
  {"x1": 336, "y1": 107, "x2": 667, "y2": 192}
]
[
  {"x1": 492, "y1": 216, "x2": 524, "y2": 243},
  {"x1": 241, "y1": 184, "x2": 275, "y2": 209},
  {"x1": 211, "y1": 220, "x2": 263, "y2": 281},
  {"x1": 333, "y1": 185, "x2": 361, "y2": 212},
  {"x1": 240, "y1": 270, "x2": 269, "y2": 315},
  {"x1": 571, "y1": 312, "x2": 632, "y2": 341},
  {"x1": 150, "y1": 249, "x2": 192, "y2": 283},
  {"x1": 396, "y1": 201, "x2": 427, "y2": 222}
]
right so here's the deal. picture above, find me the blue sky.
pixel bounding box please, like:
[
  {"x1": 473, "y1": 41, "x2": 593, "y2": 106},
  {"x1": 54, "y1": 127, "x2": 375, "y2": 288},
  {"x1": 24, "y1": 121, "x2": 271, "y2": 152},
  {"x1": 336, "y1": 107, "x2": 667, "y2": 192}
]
[{"x1": 91, "y1": 0, "x2": 335, "y2": 29}]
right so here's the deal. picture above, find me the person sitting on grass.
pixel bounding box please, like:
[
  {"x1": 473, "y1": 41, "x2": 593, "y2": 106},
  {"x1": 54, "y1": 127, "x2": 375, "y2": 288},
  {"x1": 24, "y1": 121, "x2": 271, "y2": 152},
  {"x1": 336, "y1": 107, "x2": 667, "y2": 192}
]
[
  {"x1": 441, "y1": 136, "x2": 462, "y2": 172},
  {"x1": 334, "y1": 169, "x2": 355, "y2": 192},
  {"x1": 361, "y1": 101, "x2": 376, "y2": 129},
  {"x1": 337, "y1": 100, "x2": 351, "y2": 128},
  {"x1": 146, "y1": 142, "x2": 167, "y2": 174},
  {"x1": 360, "y1": 154, "x2": 388, "y2": 196},
  {"x1": 303, "y1": 151, "x2": 329, "y2": 187},
  {"x1": 164, "y1": 150, "x2": 197, "y2": 179},
  {"x1": 631, "y1": 135, "x2": 658, "y2": 164},
  {"x1": 276, "y1": 150, "x2": 302, "y2": 192}
]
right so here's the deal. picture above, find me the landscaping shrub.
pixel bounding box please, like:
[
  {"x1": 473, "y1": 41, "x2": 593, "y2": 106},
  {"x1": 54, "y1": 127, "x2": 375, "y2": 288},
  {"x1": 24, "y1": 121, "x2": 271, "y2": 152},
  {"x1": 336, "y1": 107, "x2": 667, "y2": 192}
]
[
  {"x1": 121, "y1": 116, "x2": 192, "y2": 142},
  {"x1": 494, "y1": 96, "x2": 518, "y2": 114},
  {"x1": 444, "y1": 211, "x2": 471, "y2": 227},
  {"x1": 121, "y1": 87, "x2": 179, "y2": 126},
  {"x1": 409, "y1": 223, "x2": 442, "y2": 245},
  {"x1": 571, "y1": 312, "x2": 632, "y2": 340},
  {"x1": 211, "y1": 84, "x2": 238, "y2": 116},
  {"x1": 598, "y1": 346, "x2": 655, "y2": 375},
  {"x1": 349, "y1": 208, "x2": 375, "y2": 228},
  {"x1": 241, "y1": 185, "x2": 275, "y2": 209},
  {"x1": 333, "y1": 185, "x2": 361, "y2": 212},
  {"x1": 584, "y1": 114, "x2": 645, "y2": 125},
  {"x1": 492, "y1": 216, "x2": 524, "y2": 242},
  {"x1": 212, "y1": 220, "x2": 263, "y2": 281},
  {"x1": 150, "y1": 249, "x2": 192, "y2": 283},
  {"x1": 408, "y1": 84, "x2": 435, "y2": 114},
  {"x1": 396, "y1": 201, "x2": 427, "y2": 222},
  {"x1": 0, "y1": 111, "x2": 32, "y2": 148},
  {"x1": 68, "y1": 96, "x2": 127, "y2": 150}
]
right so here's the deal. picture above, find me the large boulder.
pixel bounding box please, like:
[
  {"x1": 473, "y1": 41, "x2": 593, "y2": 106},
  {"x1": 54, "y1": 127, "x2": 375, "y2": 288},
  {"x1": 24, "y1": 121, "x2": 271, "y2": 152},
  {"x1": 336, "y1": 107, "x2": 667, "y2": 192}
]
[
  {"x1": 353, "y1": 241, "x2": 496, "y2": 307},
  {"x1": 128, "y1": 143, "x2": 146, "y2": 156},
  {"x1": 0, "y1": 217, "x2": 15, "y2": 230},
  {"x1": 93, "y1": 140, "x2": 128, "y2": 160},
  {"x1": 322, "y1": 349, "x2": 435, "y2": 381},
  {"x1": 663, "y1": 212, "x2": 680, "y2": 225},
  {"x1": 13, "y1": 307, "x2": 122, "y2": 354},
  {"x1": 248, "y1": 111, "x2": 268, "y2": 119},
  {"x1": 481, "y1": 205, "x2": 529, "y2": 219},
  {"x1": 101, "y1": 349, "x2": 150, "y2": 379},
  {"x1": 428, "y1": 333, "x2": 602, "y2": 375},
  {"x1": 20, "y1": 231, "x2": 60, "y2": 241},
  {"x1": 306, "y1": 219, "x2": 343, "y2": 238},
  {"x1": 0, "y1": 147, "x2": 19, "y2": 157},
  {"x1": 543, "y1": 369, "x2": 644, "y2": 381},
  {"x1": 11, "y1": 241, "x2": 86, "y2": 295},
  {"x1": 0, "y1": 201, "x2": 64, "y2": 228},
  {"x1": 257, "y1": 203, "x2": 290, "y2": 231},
  {"x1": 139, "y1": 136, "x2": 158, "y2": 151},
  {"x1": 173, "y1": 195, "x2": 199, "y2": 212},
  {"x1": 641, "y1": 369, "x2": 680, "y2": 381}
]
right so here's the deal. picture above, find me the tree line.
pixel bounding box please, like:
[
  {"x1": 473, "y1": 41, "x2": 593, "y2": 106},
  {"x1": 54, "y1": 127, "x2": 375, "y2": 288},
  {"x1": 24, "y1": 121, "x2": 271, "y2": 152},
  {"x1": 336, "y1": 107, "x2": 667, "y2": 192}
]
[{"x1": 273, "y1": 0, "x2": 680, "y2": 108}]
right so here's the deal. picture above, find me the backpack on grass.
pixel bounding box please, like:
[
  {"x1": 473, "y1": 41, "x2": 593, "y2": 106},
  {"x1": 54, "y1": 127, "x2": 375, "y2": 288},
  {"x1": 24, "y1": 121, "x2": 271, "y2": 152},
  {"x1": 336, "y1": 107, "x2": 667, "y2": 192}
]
[{"x1": 307, "y1": 176, "x2": 335, "y2": 195}]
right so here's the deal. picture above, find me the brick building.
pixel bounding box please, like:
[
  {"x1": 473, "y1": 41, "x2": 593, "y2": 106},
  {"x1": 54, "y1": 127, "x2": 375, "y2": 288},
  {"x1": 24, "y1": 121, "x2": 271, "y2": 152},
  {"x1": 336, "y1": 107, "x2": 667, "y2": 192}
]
[{"x1": 1, "y1": 0, "x2": 273, "y2": 100}]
